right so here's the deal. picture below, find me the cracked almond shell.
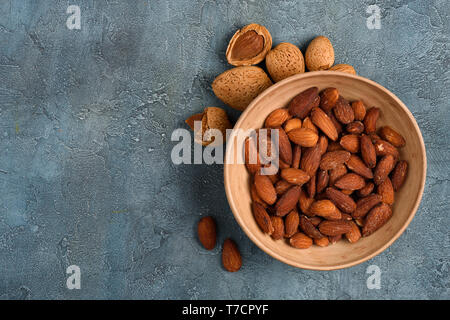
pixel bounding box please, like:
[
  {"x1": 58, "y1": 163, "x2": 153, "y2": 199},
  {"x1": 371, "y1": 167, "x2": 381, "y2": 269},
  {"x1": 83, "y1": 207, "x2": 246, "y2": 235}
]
[
  {"x1": 226, "y1": 23, "x2": 272, "y2": 66},
  {"x1": 185, "y1": 107, "x2": 232, "y2": 146},
  {"x1": 212, "y1": 66, "x2": 272, "y2": 111}
]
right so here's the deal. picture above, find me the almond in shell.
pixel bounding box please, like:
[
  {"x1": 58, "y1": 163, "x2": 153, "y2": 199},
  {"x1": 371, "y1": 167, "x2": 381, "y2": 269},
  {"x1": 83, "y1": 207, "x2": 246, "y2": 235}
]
[{"x1": 266, "y1": 42, "x2": 305, "y2": 82}]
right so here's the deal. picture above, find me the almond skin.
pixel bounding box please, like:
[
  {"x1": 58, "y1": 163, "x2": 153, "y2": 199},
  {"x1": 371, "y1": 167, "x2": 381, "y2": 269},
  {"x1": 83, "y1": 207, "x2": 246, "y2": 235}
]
[
  {"x1": 319, "y1": 220, "x2": 352, "y2": 236},
  {"x1": 275, "y1": 185, "x2": 301, "y2": 216},
  {"x1": 212, "y1": 66, "x2": 272, "y2": 111},
  {"x1": 301, "y1": 144, "x2": 322, "y2": 176},
  {"x1": 333, "y1": 97, "x2": 355, "y2": 124},
  {"x1": 271, "y1": 216, "x2": 285, "y2": 240},
  {"x1": 319, "y1": 87, "x2": 339, "y2": 112},
  {"x1": 278, "y1": 127, "x2": 293, "y2": 165},
  {"x1": 198, "y1": 216, "x2": 217, "y2": 250},
  {"x1": 265, "y1": 108, "x2": 291, "y2": 128},
  {"x1": 362, "y1": 203, "x2": 392, "y2": 237},
  {"x1": 285, "y1": 210, "x2": 300, "y2": 238},
  {"x1": 288, "y1": 87, "x2": 319, "y2": 119},
  {"x1": 252, "y1": 202, "x2": 275, "y2": 235},
  {"x1": 352, "y1": 194, "x2": 383, "y2": 219},
  {"x1": 310, "y1": 107, "x2": 338, "y2": 141},
  {"x1": 364, "y1": 107, "x2": 380, "y2": 134},
  {"x1": 374, "y1": 155, "x2": 395, "y2": 185},
  {"x1": 222, "y1": 239, "x2": 242, "y2": 272},
  {"x1": 325, "y1": 187, "x2": 357, "y2": 213},
  {"x1": 340, "y1": 134, "x2": 360, "y2": 153},
  {"x1": 351, "y1": 101, "x2": 366, "y2": 121},
  {"x1": 281, "y1": 168, "x2": 310, "y2": 185},
  {"x1": 290, "y1": 232, "x2": 313, "y2": 249},
  {"x1": 346, "y1": 154, "x2": 373, "y2": 179},
  {"x1": 391, "y1": 160, "x2": 408, "y2": 191},
  {"x1": 377, "y1": 177, "x2": 394, "y2": 205},
  {"x1": 334, "y1": 173, "x2": 366, "y2": 190},
  {"x1": 345, "y1": 221, "x2": 362, "y2": 243},
  {"x1": 320, "y1": 150, "x2": 351, "y2": 170},
  {"x1": 254, "y1": 174, "x2": 277, "y2": 205},
  {"x1": 346, "y1": 121, "x2": 365, "y2": 134},
  {"x1": 266, "y1": 42, "x2": 305, "y2": 82},
  {"x1": 360, "y1": 135, "x2": 377, "y2": 169},
  {"x1": 288, "y1": 128, "x2": 319, "y2": 147},
  {"x1": 299, "y1": 215, "x2": 325, "y2": 239},
  {"x1": 309, "y1": 200, "x2": 341, "y2": 220},
  {"x1": 379, "y1": 126, "x2": 406, "y2": 148}
]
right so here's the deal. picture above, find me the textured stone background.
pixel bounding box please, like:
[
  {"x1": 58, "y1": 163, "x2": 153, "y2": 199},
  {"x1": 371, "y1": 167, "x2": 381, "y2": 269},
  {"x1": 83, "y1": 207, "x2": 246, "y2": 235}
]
[{"x1": 0, "y1": 0, "x2": 448, "y2": 299}]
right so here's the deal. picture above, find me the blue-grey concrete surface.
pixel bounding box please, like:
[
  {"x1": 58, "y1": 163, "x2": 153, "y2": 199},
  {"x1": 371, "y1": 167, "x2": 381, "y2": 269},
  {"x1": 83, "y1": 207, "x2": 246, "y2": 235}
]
[{"x1": 0, "y1": 0, "x2": 448, "y2": 300}]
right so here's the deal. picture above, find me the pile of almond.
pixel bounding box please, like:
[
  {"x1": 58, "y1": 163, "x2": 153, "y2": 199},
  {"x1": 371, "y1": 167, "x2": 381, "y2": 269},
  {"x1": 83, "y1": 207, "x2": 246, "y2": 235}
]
[{"x1": 248, "y1": 87, "x2": 409, "y2": 248}]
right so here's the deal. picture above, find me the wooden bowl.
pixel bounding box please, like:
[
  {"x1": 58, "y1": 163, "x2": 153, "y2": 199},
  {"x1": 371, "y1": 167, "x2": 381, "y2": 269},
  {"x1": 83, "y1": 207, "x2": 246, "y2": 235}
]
[{"x1": 224, "y1": 71, "x2": 426, "y2": 270}]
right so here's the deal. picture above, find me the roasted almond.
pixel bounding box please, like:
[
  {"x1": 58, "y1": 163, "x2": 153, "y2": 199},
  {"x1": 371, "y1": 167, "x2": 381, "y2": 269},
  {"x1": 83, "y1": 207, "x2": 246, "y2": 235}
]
[
  {"x1": 373, "y1": 138, "x2": 399, "y2": 159},
  {"x1": 310, "y1": 107, "x2": 338, "y2": 141},
  {"x1": 285, "y1": 210, "x2": 300, "y2": 238},
  {"x1": 333, "y1": 96, "x2": 355, "y2": 124},
  {"x1": 357, "y1": 181, "x2": 374, "y2": 197},
  {"x1": 346, "y1": 121, "x2": 364, "y2": 134},
  {"x1": 302, "y1": 117, "x2": 318, "y2": 133},
  {"x1": 292, "y1": 145, "x2": 301, "y2": 169},
  {"x1": 360, "y1": 134, "x2": 377, "y2": 168},
  {"x1": 345, "y1": 221, "x2": 362, "y2": 243},
  {"x1": 281, "y1": 168, "x2": 310, "y2": 185},
  {"x1": 277, "y1": 127, "x2": 293, "y2": 165},
  {"x1": 319, "y1": 220, "x2": 352, "y2": 236},
  {"x1": 328, "y1": 112, "x2": 343, "y2": 136},
  {"x1": 334, "y1": 173, "x2": 365, "y2": 190},
  {"x1": 377, "y1": 177, "x2": 394, "y2": 205},
  {"x1": 340, "y1": 134, "x2": 360, "y2": 153},
  {"x1": 391, "y1": 160, "x2": 408, "y2": 191},
  {"x1": 328, "y1": 234, "x2": 342, "y2": 244},
  {"x1": 252, "y1": 202, "x2": 275, "y2": 235},
  {"x1": 301, "y1": 144, "x2": 322, "y2": 176},
  {"x1": 275, "y1": 185, "x2": 301, "y2": 216},
  {"x1": 275, "y1": 179, "x2": 293, "y2": 195},
  {"x1": 328, "y1": 164, "x2": 348, "y2": 186},
  {"x1": 362, "y1": 203, "x2": 392, "y2": 237},
  {"x1": 352, "y1": 194, "x2": 382, "y2": 219},
  {"x1": 319, "y1": 87, "x2": 339, "y2": 112},
  {"x1": 198, "y1": 216, "x2": 217, "y2": 250},
  {"x1": 265, "y1": 108, "x2": 291, "y2": 128},
  {"x1": 316, "y1": 170, "x2": 329, "y2": 194},
  {"x1": 320, "y1": 150, "x2": 351, "y2": 170},
  {"x1": 299, "y1": 215, "x2": 325, "y2": 239},
  {"x1": 373, "y1": 155, "x2": 395, "y2": 185},
  {"x1": 284, "y1": 118, "x2": 302, "y2": 133},
  {"x1": 325, "y1": 187, "x2": 357, "y2": 213},
  {"x1": 287, "y1": 128, "x2": 319, "y2": 147},
  {"x1": 254, "y1": 174, "x2": 277, "y2": 205},
  {"x1": 309, "y1": 200, "x2": 341, "y2": 220},
  {"x1": 288, "y1": 87, "x2": 319, "y2": 119},
  {"x1": 290, "y1": 232, "x2": 313, "y2": 249},
  {"x1": 251, "y1": 182, "x2": 267, "y2": 207},
  {"x1": 222, "y1": 238, "x2": 242, "y2": 272},
  {"x1": 245, "y1": 137, "x2": 261, "y2": 175},
  {"x1": 271, "y1": 216, "x2": 285, "y2": 240},
  {"x1": 318, "y1": 135, "x2": 329, "y2": 155},
  {"x1": 379, "y1": 126, "x2": 406, "y2": 148},
  {"x1": 298, "y1": 188, "x2": 314, "y2": 215},
  {"x1": 346, "y1": 154, "x2": 373, "y2": 179},
  {"x1": 351, "y1": 100, "x2": 366, "y2": 121},
  {"x1": 364, "y1": 107, "x2": 380, "y2": 134},
  {"x1": 314, "y1": 236, "x2": 330, "y2": 247}
]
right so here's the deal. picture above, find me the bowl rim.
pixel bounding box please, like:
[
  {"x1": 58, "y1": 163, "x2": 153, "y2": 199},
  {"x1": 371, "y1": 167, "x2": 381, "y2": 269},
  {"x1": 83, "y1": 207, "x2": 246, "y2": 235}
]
[{"x1": 224, "y1": 71, "x2": 427, "y2": 270}]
